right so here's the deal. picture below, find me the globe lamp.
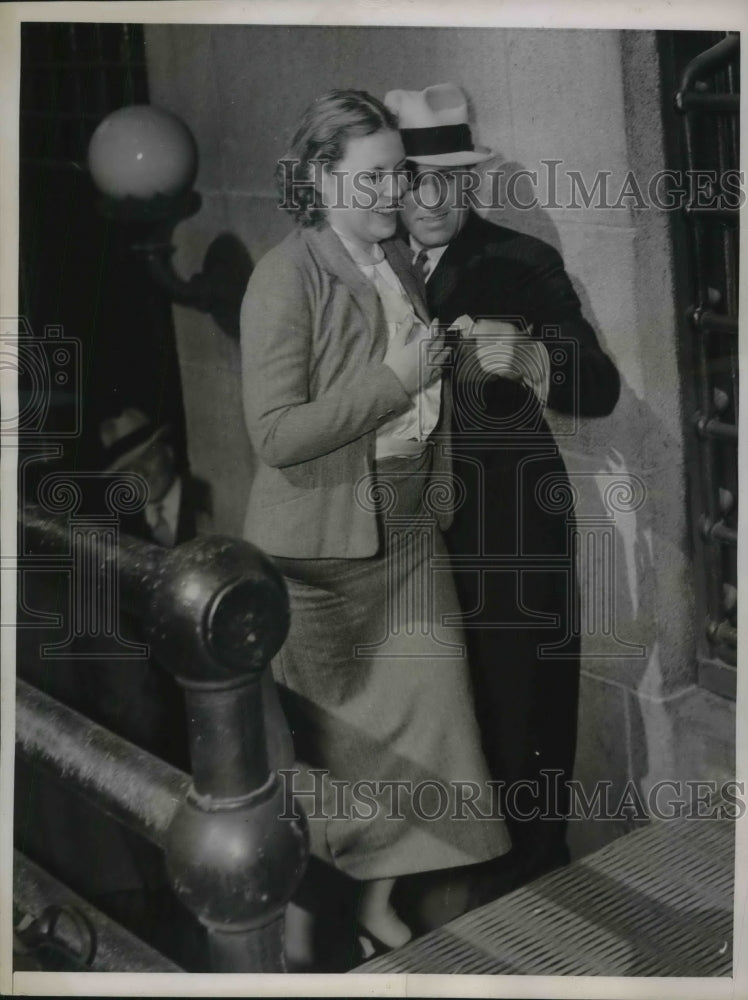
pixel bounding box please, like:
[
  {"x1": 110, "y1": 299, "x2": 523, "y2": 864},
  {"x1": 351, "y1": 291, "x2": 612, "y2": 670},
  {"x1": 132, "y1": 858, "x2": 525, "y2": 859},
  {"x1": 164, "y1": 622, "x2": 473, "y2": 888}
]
[
  {"x1": 88, "y1": 104, "x2": 197, "y2": 206},
  {"x1": 87, "y1": 104, "x2": 244, "y2": 335}
]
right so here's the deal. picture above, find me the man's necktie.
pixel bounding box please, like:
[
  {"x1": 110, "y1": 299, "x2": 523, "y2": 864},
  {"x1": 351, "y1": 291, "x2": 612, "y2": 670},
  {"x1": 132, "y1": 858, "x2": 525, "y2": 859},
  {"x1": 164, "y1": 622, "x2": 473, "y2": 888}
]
[
  {"x1": 150, "y1": 503, "x2": 174, "y2": 546},
  {"x1": 414, "y1": 248, "x2": 432, "y2": 282}
]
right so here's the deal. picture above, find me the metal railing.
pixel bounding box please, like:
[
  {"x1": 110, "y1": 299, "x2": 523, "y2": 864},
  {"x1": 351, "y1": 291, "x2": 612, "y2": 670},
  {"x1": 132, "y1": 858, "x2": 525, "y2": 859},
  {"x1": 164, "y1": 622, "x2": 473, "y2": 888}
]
[{"x1": 14, "y1": 504, "x2": 309, "y2": 972}]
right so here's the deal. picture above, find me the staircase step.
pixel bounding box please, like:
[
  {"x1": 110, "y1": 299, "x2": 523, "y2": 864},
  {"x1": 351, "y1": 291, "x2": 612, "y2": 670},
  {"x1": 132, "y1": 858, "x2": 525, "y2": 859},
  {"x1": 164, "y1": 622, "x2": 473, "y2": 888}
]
[{"x1": 355, "y1": 814, "x2": 734, "y2": 975}]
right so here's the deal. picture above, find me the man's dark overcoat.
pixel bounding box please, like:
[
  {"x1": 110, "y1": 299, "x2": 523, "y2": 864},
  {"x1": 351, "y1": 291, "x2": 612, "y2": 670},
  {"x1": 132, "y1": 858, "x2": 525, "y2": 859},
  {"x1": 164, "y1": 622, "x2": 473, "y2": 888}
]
[{"x1": 408, "y1": 211, "x2": 620, "y2": 872}]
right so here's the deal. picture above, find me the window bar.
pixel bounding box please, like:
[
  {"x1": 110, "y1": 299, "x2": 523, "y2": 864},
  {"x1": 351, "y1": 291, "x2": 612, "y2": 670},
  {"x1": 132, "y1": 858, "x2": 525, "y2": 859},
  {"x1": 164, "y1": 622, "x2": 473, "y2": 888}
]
[
  {"x1": 675, "y1": 91, "x2": 739, "y2": 112},
  {"x1": 676, "y1": 33, "x2": 740, "y2": 676},
  {"x1": 675, "y1": 33, "x2": 740, "y2": 105},
  {"x1": 43, "y1": 21, "x2": 54, "y2": 64},
  {"x1": 93, "y1": 23, "x2": 109, "y2": 118},
  {"x1": 691, "y1": 309, "x2": 737, "y2": 335},
  {"x1": 694, "y1": 414, "x2": 738, "y2": 442},
  {"x1": 702, "y1": 519, "x2": 737, "y2": 546},
  {"x1": 727, "y1": 59, "x2": 739, "y2": 172},
  {"x1": 66, "y1": 24, "x2": 87, "y2": 163},
  {"x1": 121, "y1": 23, "x2": 137, "y2": 106},
  {"x1": 682, "y1": 110, "x2": 724, "y2": 640},
  {"x1": 716, "y1": 53, "x2": 739, "y2": 652},
  {"x1": 715, "y1": 51, "x2": 740, "y2": 556},
  {"x1": 43, "y1": 24, "x2": 61, "y2": 165},
  {"x1": 23, "y1": 109, "x2": 119, "y2": 120},
  {"x1": 683, "y1": 205, "x2": 738, "y2": 223}
]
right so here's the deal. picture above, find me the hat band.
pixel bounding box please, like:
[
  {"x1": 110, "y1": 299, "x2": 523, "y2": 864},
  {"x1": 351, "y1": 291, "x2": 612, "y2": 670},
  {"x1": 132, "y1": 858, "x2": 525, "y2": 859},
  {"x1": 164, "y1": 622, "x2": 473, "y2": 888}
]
[
  {"x1": 104, "y1": 420, "x2": 159, "y2": 467},
  {"x1": 400, "y1": 123, "x2": 474, "y2": 158}
]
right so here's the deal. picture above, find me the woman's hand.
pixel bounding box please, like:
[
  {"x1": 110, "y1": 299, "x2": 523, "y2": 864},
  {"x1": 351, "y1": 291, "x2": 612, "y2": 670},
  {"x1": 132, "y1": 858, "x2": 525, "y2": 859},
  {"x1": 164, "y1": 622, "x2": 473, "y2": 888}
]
[{"x1": 383, "y1": 319, "x2": 452, "y2": 395}]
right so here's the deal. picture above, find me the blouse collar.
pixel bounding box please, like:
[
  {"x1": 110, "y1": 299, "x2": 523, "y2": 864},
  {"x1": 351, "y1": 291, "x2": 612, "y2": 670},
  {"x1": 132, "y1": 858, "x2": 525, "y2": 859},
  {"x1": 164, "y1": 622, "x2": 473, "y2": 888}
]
[{"x1": 329, "y1": 224, "x2": 385, "y2": 267}]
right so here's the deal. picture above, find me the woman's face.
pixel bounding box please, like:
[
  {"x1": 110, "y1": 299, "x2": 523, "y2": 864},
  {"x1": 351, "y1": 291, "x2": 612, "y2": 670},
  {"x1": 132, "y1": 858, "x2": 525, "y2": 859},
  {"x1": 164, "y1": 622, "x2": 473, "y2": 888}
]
[{"x1": 319, "y1": 128, "x2": 407, "y2": 250}]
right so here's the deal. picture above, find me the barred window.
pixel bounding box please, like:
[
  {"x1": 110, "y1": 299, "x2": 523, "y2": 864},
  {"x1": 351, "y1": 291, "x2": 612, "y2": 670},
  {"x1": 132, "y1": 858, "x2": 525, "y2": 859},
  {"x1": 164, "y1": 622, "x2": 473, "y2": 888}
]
[{"x1": 660, "y1": 30, "x2": 739, "y2": 699}]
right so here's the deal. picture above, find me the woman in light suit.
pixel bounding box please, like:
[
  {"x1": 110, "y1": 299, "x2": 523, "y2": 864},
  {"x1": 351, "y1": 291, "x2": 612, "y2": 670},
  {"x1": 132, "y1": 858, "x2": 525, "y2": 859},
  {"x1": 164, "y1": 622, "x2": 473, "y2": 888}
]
[{"x1": 241, "y1": 90, "x2": 509, "y2": 951}]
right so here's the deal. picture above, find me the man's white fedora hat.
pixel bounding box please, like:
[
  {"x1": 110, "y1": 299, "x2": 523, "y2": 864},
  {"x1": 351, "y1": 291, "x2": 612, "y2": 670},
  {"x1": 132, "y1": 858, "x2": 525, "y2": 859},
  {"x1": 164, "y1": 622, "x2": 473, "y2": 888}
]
[{"x1": 384, "y1": 83, "x2": 494, "y2": 166}]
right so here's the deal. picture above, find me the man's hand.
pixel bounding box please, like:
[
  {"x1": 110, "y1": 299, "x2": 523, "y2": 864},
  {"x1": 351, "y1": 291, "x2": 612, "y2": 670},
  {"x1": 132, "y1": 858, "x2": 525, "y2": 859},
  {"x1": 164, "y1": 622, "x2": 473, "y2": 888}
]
[
  {"x1": 463, "y1": 318, "x2": 532, "y2": 382},
  {"x1": 455, "y1": 316, "x2": 550, "y2": 405}
]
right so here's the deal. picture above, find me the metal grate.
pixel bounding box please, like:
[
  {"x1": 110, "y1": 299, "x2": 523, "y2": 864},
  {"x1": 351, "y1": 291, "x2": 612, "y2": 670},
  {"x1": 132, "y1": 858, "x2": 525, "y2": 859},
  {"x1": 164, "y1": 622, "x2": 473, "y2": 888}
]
[
  {"x1": 672, "y1": 32, "x2": 739, "y2": 699},
  {"x1": 356, "y1": 816, "x2": 734, "y2": 975}
]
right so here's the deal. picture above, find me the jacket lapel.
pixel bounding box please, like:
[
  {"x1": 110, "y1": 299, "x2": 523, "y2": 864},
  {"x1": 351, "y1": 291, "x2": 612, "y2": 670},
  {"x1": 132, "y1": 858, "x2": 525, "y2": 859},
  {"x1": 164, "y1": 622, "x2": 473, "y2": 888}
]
[
  {"x1": 304, "y1": 224, "x2": 434, "y2": 348},
  {"x1": 302, "y1": 223, "x2": 386, "y2": 344},
  {"x1": 425, "y1": 211, "x2": 484, "y2": 320}
]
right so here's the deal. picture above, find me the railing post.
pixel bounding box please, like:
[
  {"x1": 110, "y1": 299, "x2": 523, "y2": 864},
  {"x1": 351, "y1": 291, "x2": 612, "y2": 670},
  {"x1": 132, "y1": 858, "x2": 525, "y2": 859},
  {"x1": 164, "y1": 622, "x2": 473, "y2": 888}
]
[
  {"x1": 143, "y1": 536, "x2": 308, "y2": 972},
  {"x1": 19, "y1": 507, "x2": 309, "y2": 972}
]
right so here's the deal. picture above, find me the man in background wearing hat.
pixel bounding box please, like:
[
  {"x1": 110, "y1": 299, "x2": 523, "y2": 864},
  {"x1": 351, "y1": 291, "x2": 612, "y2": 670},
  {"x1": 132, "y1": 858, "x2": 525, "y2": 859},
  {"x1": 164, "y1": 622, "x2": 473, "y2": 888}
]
[
  {"x1": 384, "y1": 84, "x2": 621, "y2": 900},
  {"x1": 100, "y1": 406, "x2": 209, "y2": 547},
  {"x1": 96, "y1": 406, "x2": 212, "y2": 769}
]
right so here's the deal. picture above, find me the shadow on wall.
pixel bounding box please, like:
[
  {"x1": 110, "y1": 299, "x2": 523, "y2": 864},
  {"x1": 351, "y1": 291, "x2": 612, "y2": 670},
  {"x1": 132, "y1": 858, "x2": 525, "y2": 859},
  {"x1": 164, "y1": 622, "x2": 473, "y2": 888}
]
[
  {"x1": 199, "y1": 232, "x2": 254, "y2": 340},
  {"x1": 477, "y1": 155, "x2": 697, "y2": 797},
  {"x1": 480, "y1": 158, "x2": 566, "y2": 252}
]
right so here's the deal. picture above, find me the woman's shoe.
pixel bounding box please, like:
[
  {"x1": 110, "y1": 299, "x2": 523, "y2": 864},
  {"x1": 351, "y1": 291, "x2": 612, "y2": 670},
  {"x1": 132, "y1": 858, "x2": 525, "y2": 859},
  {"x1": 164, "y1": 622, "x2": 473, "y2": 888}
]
[{"x1": 355, "y1": 923, "x2": 410, "y2": 962}]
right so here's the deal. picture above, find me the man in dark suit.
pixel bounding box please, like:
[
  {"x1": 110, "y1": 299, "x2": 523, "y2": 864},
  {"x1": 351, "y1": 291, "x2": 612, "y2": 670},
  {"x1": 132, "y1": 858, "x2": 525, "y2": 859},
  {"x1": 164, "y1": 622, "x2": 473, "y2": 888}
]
[{"x1": 385, "y1": 84, "x2": 621, "y2": 897}]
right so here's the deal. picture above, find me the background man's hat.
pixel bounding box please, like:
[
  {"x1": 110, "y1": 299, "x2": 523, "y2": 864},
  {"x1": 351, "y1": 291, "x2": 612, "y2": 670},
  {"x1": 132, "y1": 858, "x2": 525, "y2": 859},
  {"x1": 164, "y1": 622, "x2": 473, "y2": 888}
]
[
  {"x1": 100, "y1": 407, "x2": 170, "y2": 472},
  {"x1": 384, "y1": 83, "x2": 495, "y2": 166}
]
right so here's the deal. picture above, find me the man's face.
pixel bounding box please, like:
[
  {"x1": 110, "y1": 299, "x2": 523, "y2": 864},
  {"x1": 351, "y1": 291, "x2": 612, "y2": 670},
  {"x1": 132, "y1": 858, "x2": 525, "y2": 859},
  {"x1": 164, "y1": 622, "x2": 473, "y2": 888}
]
[
  {"x1": 128, "y1": 438, "x2": 177, "y2": 504},
  {"x1": 401, "y1": 165, "x2": 473, "y2": 248}
]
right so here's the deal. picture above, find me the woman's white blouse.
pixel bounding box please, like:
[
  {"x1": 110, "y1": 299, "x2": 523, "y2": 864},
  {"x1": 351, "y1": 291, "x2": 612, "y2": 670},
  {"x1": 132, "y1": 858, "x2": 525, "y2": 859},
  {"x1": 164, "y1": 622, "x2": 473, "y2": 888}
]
[{"x1": 333, "y1": 229, "x2": 442, "y2": 459}]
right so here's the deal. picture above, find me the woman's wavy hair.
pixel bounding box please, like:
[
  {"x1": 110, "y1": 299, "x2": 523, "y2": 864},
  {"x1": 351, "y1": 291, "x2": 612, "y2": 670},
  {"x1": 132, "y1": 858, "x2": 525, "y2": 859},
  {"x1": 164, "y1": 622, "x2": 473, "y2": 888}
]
[{"x1": 276, "y1": 90, "x2": 398, "y2": 228}]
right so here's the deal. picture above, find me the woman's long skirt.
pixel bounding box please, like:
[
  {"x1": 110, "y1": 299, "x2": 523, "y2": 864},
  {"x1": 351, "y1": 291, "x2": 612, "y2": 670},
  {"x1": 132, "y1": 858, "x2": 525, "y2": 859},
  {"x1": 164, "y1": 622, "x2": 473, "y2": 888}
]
[{"x1": 270, "y1": 448, "x2": 511, "y2": 879}]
